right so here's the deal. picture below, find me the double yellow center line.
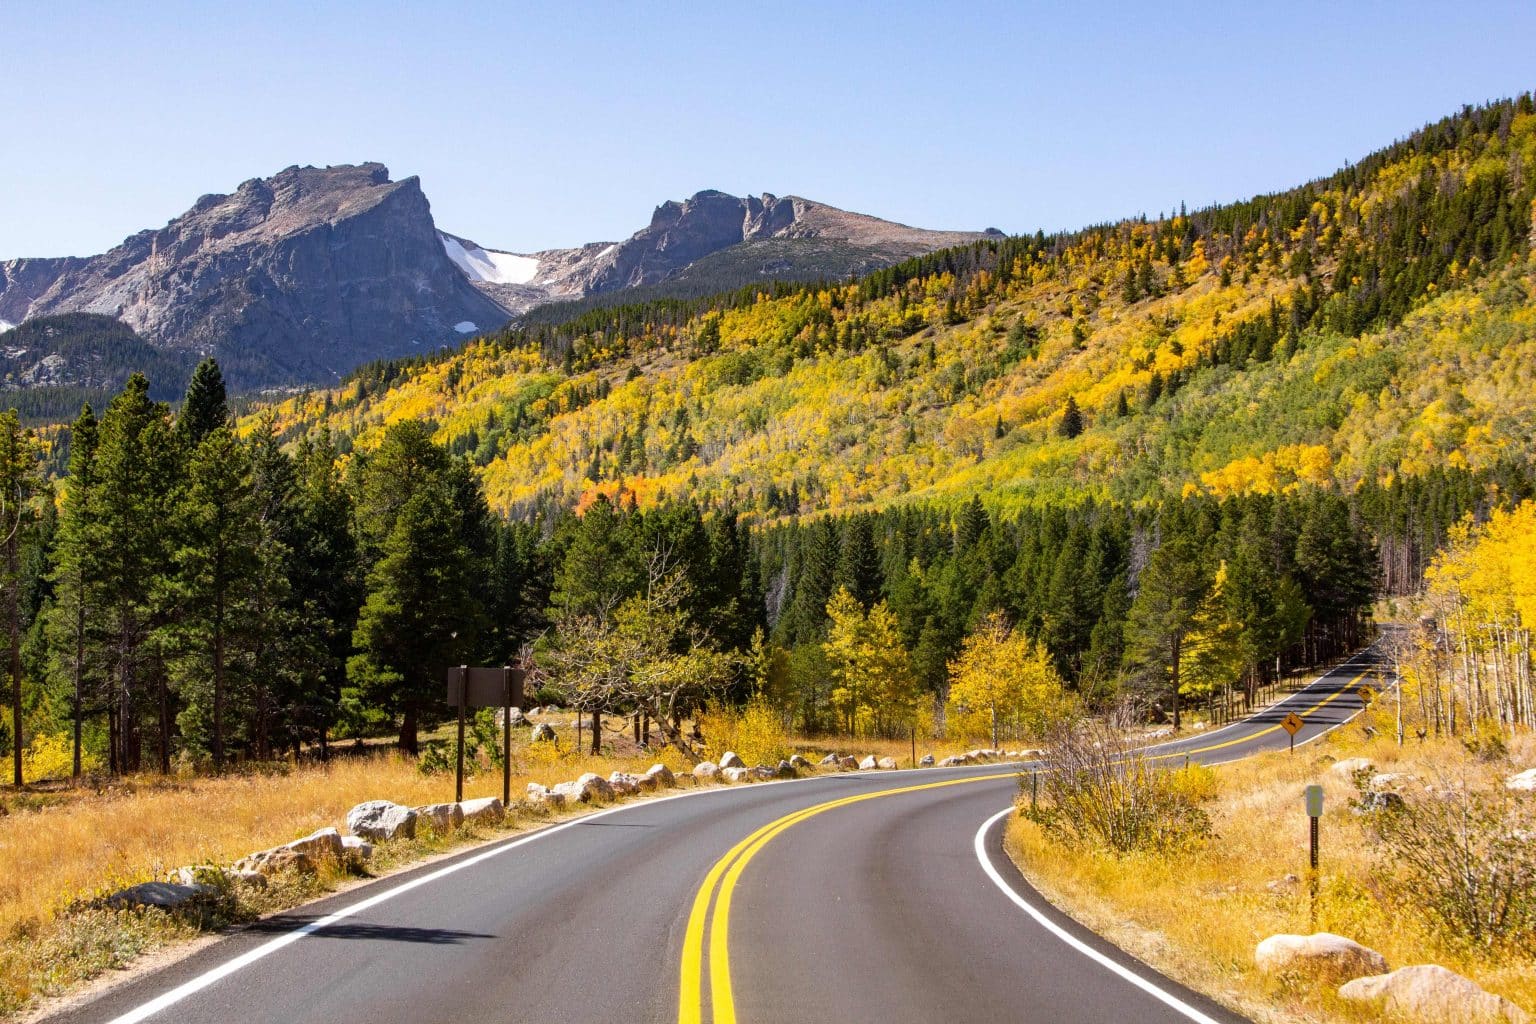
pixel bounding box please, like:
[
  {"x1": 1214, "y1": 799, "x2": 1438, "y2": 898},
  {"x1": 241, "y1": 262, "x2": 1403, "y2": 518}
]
[
  {"x1": 676, "y1": 667, "x2": 1376, "y2": 1022},
  {"x1": 676, "y1": 773, "x2": 1003, "y2": 1024}
]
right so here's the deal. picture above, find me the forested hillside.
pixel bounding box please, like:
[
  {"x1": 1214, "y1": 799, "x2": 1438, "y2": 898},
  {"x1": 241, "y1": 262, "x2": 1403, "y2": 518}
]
[
  {"x1": 4, "y1": 97, "x2": 1535, "y2": 781},
  {"x1": 261, "y1": 97, "x2": 1536, "y2": 526}
]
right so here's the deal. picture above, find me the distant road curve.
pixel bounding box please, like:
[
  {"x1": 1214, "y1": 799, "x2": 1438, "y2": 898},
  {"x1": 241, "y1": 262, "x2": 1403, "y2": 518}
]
[{"x1": 48, "y1": 649, "x2": 1386, "y2": 1024}]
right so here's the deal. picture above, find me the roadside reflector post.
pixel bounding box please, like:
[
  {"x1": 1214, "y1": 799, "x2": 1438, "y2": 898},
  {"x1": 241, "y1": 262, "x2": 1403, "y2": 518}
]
[
  {"x1": 1305, "y1": 784, "x2": 1323, "y2": 929},
  {"x1": 1030, "y1": 770, "x2": 1038, "y2": 815}
]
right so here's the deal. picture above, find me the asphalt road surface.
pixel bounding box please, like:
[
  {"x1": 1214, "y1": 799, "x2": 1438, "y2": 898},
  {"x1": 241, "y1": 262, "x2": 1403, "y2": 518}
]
[{"x1": 48, "y1": 648, "x2": 1388, "y2": 1024}]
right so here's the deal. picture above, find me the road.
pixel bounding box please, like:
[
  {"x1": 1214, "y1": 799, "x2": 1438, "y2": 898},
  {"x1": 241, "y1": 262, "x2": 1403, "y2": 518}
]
[{"x1": 47, "y1": 649, "x2": 1387, "y2": 1024}]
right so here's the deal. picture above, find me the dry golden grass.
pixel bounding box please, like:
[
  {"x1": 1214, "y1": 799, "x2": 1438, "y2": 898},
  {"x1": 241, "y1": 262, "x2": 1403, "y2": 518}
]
[{"x1": 1005, "y1": 721, "x2": 1536, "y2": 1024}]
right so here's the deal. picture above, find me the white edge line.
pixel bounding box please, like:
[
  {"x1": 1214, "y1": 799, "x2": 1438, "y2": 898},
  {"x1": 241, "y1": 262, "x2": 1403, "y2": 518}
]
[
  {"x1": 108, "y1": 654, "x2": 1384, "y2": 1022},
  {"x1": 104, "y1": 762, "x2": 1016, "y2": 1024},
  {"x1": 973, "y1": 808, "x2": 1229, "y2": 1024}
]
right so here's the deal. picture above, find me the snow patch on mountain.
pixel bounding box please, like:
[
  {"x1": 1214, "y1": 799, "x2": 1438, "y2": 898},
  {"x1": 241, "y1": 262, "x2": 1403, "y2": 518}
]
[
  {"x1": 440, "y1": 232, "x2": 539, "y2": 286},
  {"x1": 454, "y1": 321, "x2": 477, "y2": 334},
  {"x1": 0, "y1": 320, "x2": 14, "y2": 334}
]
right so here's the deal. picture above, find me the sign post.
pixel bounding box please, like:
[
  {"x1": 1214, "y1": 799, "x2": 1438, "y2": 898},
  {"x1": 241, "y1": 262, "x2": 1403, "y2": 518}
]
[
  {"x1": 1281, "y1": 711, "x2": 1304, "y2": 754},
  {"x1": 1304, "y1": 784, "x2": 1323, "y2": 929},
  {"x1": 445, "y1": 665, "x2": 527, "y2": 806}
]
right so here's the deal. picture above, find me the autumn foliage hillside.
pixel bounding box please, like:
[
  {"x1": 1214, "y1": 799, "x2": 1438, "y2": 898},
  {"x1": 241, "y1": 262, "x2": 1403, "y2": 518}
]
[{"x1": 254, "y1": 97, "x2": 1536, "y2": 522}]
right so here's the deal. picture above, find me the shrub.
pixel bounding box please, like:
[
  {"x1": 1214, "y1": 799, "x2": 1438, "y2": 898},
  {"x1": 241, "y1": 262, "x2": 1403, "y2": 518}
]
[
  {"x1": 1366, "y1": 774, "x2": 1536, "y2": 951},
  {"x1": 697, "y1": 696, "x2": 791, "y2": 767},
  {"x1": 1024, "y1": 714, "x2": 1212, "y2": 855},
  {"x1": 21, "y1": 733, "x2": 102, "y2": 783}
]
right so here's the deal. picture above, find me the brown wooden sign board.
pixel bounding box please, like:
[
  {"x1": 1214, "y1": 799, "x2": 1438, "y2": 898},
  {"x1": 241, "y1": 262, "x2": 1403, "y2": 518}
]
[
  {"x1": 445, "y1": 666, "x2": 528, "y2": 709},
  {"x1": 1281, "y1": 711, "x2": 1305, "y2": 736}
]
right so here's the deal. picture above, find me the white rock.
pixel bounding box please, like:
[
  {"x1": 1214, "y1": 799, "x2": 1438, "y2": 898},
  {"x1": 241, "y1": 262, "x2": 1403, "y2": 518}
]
[
  {"x1": 234, "y1": 847, "x2": 316, "y2": 876},
  {"x1": 939, "y1": 755, "x2": 968, "y2": 767},
  {"x1": 858, "y1": 755, "x2": 879, "y2": 770},
  {"x1": 498, "y1": 707, "x2": 528, "y2": 728},
  {"x1": 529, "y1": 722, "x2": 557, "y2": 743},
  {"x1": 838, "y1": 756, "x2": 859, "y2": 770},
  {"x1": 1505, "y1": 768, "x2": 1536, "y2": 792},
  {"x1": 414, "y1": 803, "x2": 465, "y2": 832},
  {"x1": 789, "y1": 755, "x2": 812, "y2": 769},
  {"x1": 877, "y1": 756, "x2": 899, "y2": 769},
  {"x1": 341, "y1": 835, "x2": 373, "y2": 865},
  {"x1": 608, "y1": 776, "x2": 639, "y2": 796},
  {"x1": 1338, "y1": 964, "x2": 1529, "y2": 1023},
  {"x1": 460, "y1": 797, "x2": 505, "y2": 825},
  {"x1": 719, "y1": 751, "x2": 746, "y2": 769},
  {"x1": 920, "y1": 754, "x2": 935, "y2": 766},
  {"x1": 284, "y1": 826, "x2": 344, "y2": 863},
  {"x1": 524, "y1": 783, "x2": 567, "y2": 809},
  {"x1": 1368, "y1": 772, "x2": 1413, "y2": 793},
  {"x1": 553, "y1": 773, "x2": 614, "y2": 803},
  {"x1": 694, "y1": 761, "x2": 721, "y2": 780},
  {"x1": 719, "y1": 766, "x2": 749, "y2": 783},
  {"x1": 819, "y1": 753, "x2": 841, "y2": 766},
  {"x1": 166, "y1": 865, "x2": 223, "y2": 886},
  {"x1": 752, "y1": 765, "x2": 777, "y2": 780},
  {"x1": 1331, "y1": 757, "x2": 1375, "y2": 778},
  {"x1": 775, "y1": 759, "x2": 795, "y2": 776},
  {"x1": 645, "y1": 763, "x2": 677, "y2": 788},
  {"x1": 347, "y1": 801, "x2": 417, "y2": 841},
  {"x1": 1254, "y1": 932, "x2": 1387, "y2": 981}
]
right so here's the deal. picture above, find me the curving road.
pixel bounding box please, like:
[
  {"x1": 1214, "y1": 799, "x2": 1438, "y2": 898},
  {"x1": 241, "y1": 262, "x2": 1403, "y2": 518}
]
[{"x1": 46, "y1": 649, "x2": 1388, "y2": 1024}]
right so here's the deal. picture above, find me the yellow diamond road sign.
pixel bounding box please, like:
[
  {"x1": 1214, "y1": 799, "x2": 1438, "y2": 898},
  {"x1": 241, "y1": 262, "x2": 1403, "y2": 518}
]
[
  {"x1": 1358, "y1": 684, "x2": 1378, "y2": 705},
  {"x1": 1281, "y1": 711, "x2": 1305, "y2": 736}
]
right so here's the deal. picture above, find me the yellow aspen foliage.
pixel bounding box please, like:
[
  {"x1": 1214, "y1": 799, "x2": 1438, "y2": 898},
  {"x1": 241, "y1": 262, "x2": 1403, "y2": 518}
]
[{"x1": 945, "y1": 611, "x2": 1070, "y2": 746}]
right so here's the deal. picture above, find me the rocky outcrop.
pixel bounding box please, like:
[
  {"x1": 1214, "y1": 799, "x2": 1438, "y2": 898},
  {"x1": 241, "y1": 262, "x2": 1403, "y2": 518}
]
[
  {"x1": 347, "y1": 800, "x2": 417, "y2": 841},
  {"x1": 1338, "y1": 965, "x2": 1529, "y2": 1022},
  {"x1": 1254, "y1": 933, "x2": 1388, "y2": 981},
  {"x1": 0, "y1": 164, "x2": 512, "y2": 389}
]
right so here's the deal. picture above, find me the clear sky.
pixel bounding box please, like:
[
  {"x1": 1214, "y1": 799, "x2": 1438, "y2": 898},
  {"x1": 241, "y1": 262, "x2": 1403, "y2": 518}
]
[{"x1": 3, "y1": 1, "x2": 1534, "y2": 259}]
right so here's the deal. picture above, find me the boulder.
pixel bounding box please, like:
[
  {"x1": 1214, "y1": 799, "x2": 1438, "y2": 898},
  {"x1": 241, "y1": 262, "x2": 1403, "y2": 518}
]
[
  {"x1": 498, "y1": 707, "x2": 528, "y2": 728},
  {"x1": 674, "y1": 771, "x2": 696, "y2": 786},
  {"x1": 1506, "y1": 768, "x2": 1536, "y2": 792},
  {"x1": 235, "y1": 847, "x2": 315, "y2": 877},
  {"x1": 415, "y1": 803, "x2": 465, "y2": 832},
  {"x1": 1368, "y1": 772, "x2": 1413, "y2": 792},
  {"x1": 529, "y1": 722, "x2": 557, "y2": 743},
  {"x1": 107, "y1": 881, "x2": 216, "y2": 910},
  {"x1": 284, "y1": 826, "x2": 345, "y2": 863},
  {"x1": 719, "y1": 751, "x2": 746, "y2": 769},
  {"x1": 722, "y1": 766, "x2": 752, "y2": 783},
  {"x1": 877, "y1": 756, "x2": 899, "y2": 770},
  {"x1": 920, "y1": 754, "x2": 935, "y2": 767},
  {"x1": 611, "y1": 770, "x2": 657, "y2": 792},
  {"x1": 553, "y1": 773, "x2": 614, "y2": 803},
  {"x1": 751, "y1": 765, "x2": 777, "y2": 781},
  {"x1": 939, "y1": 755, "x2": 968, "y2": 767},
  {"x1": 347, "y1": 801, "x2": 418, "y2": 842},
  {"x1": 460, "y1": 797, "x2": 505, "y2": 825},
  {"x1": 341, "y1": 835, "x2": 374, "y2": 866},
  {"x1": 858, "y1": 755, "x2": 879, "y2": 770},
  {"x1": 775, "y1": 759, "x2": 795, "y2": 777},
  {"x1": 645, "y1": 763, "x2": 677, "y2": 788},
  {"x1": 1339, "y1": 965, "x2": 1529, "y2": 1023},
  {"x1": 166, "y1": 865, "x2": 224, "y2": 887},
  {"x1": 524, "y1": 783, "x2": 567, "y2": 809},
  {"x1": 694, "y1": 761, "x2": 721, "y2": 780},
  {"x1": 1254, "y1": 932, "x2": 1388, "y2": 981},
  {"x1": 789, "y1": 754, "x2": 812, "y2": 770},
  {"x1": 819, "y1": 753, "x2": 841, "y2": 766},
  {"x1": 1265, "y1": 873, "x2": 1301, "y2": 894},
  {"x1": 838, "y1": 756, "x2": 859, "y2": 771},
  {"x1": 1331, "y1": 757, "x2": 1375, "y2": 778},
  {"x1": 1353, "y1": 790, "x2": 1406, "y2": 814}
]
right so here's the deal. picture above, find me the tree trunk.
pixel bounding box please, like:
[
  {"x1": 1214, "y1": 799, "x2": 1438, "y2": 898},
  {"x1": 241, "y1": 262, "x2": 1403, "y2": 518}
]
[
  {"x1": 399, "y1": 705, "x2": 419, "y2": 755},
  {"x1": 1170, "y1": 632, "x2": 1182, "y2": 731},
  {"x1": 212, "y1": 586, "x2": 225, "y2": 770},
  {"x1": 72, "y1": 592, "x2": 85, "y2": 780},
  {"x1": 8, "y1": 534, "x2": 20, "y2": 787},
  {"x1": 590, "y1": 710, "x2": 601, "y2": 755}
]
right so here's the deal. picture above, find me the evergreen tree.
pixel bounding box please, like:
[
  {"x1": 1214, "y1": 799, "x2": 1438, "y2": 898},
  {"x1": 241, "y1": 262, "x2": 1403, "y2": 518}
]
[
  {"x1": 48, "y1": 404, "x2": 100, "y2": 778},
  {"x1": 0, "y1": 412, "x2": 41, "y2": 784},
  {"x1": 1124, "y1": 531, "x2": 1208, "y2": 729},
  {"x1": 176, "y1": 358, "x2": 229, "y2": 448}
]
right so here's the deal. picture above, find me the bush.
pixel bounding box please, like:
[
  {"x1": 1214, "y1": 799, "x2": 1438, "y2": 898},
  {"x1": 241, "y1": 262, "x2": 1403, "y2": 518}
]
[
  {"x1": 696, "y1": 696, "x2": 791, "y2": 767},
  {"x1": 1367, "y1": 774, "x2": 1536, "y2": 951},
  {"x1": 21, "y1": 733, "x2": 102, "y2": 783},
  {"x1": 1024, "y1": 714, "x2": 1212, "y2": 855}
]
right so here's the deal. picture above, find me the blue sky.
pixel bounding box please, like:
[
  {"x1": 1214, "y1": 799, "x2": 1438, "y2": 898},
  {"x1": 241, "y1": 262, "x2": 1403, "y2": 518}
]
[{"x1": 3, "y1": 1, "x2": 1534, "y2": 259}]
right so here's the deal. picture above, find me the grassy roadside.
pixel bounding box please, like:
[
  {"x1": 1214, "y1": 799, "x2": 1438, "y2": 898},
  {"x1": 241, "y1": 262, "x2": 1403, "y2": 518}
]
[
  {"x1": 0, "y1": 721, "x2": 968, "y2": 1020},
  {"x1": 1003, "y1": 723, "x2": 1536, "y2": 1023}
]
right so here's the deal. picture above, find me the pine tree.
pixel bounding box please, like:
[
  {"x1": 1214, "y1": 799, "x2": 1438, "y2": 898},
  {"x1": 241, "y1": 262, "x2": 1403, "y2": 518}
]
[
  {"x1": 49, "y1": 403, "x2": 100, "y2": 778},
  {"x1": 176, "y1": 358, "x2": 229, "y2": 448},
  {"x1": 165, "y1": 427, "x2": 259, "y2": 769},
  {"x1": 1058, "y1": 395, "x2": 1085, "y2": 439},
  {"x1": 1124, "y1": 531, "x2": 1208, "y2": 730},
  {"x1": 0, "y1": 412, "x2": 41, "y2": 784}
]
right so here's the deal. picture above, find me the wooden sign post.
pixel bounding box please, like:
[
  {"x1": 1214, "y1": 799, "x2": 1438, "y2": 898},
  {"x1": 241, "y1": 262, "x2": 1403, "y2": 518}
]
[
  {"x1": 1304, "y1": 783, "x2": 1324, "y2": 929},
  {"x1": 445, "y1": 666, "x2": 528, "y2": 805}
]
